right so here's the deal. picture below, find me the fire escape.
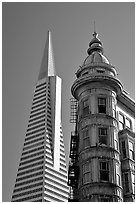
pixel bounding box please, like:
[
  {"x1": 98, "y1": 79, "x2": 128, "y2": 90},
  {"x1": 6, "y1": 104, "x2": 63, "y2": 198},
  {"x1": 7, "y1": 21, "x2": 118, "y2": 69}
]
[{"x1": 68, "y1": 98, "x2": 79, "y2": 202}]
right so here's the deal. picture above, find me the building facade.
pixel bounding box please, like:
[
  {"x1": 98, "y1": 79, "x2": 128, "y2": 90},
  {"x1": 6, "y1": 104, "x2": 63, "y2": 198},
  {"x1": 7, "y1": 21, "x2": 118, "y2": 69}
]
[
  {"x1": 11, "y1": 31, "x2": 69, "y2": 202},
  {"x1": 68, "y1": 31, "x2": 135, "y2": 202}
]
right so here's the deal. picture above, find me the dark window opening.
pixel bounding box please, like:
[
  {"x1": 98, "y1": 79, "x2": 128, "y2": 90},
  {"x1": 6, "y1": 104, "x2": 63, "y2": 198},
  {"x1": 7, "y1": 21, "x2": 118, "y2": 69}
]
[
  {"x1": 129, "y1": 141, "x2": 135, "y2": 161},
  {"x1": 99, "y1": 128, "x2": 107, "y2": 145},
  {"x1": 83, "y1": 129, "x2": 90, "y2": 148},
  {"x1": 98, "y1": 98, "x2": 106, "y2": 113},
  {"x1": 83, "y1": 99, "x2": 89, "y2": 116},
  {"x1": 97, "y1": 70, "x2": 105, "y2": 73},
  {"x1": 119, "y1": 113, "x2": 125, "y2": 130},
  {"x1": 100, "y1": 162, "x2": 109, "y2": 181},
  {"x1": 122, "y1": 141, "x2": 127, "y2": 159},
  {"x1": 125, "y1": 117, "x2": 132, "y2": 129},
  {"x1": 124, "y1": 173, "x2": 129, "y2": 193}
]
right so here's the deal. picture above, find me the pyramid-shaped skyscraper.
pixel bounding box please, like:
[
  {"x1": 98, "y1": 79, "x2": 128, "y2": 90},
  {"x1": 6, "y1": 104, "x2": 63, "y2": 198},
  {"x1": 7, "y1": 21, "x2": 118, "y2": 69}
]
[{"x1": 11, "y1": 31, "x2": 69, "y2": 202}]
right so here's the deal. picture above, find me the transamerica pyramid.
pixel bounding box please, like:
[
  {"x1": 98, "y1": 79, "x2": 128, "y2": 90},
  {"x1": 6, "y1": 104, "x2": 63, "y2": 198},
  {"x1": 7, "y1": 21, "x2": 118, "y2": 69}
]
[{"x1": 11, "y1": 31, "x2": 69, "y2": 202}]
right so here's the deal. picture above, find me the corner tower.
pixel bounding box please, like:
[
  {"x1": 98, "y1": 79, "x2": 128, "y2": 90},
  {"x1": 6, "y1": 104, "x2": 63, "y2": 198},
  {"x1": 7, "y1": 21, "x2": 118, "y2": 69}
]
[
  {"x1": 11, "y1": 31, "x2": 69, "y2": 202},
  {"x1": 68, "y1": 30, "x2": 125, "y2": 202}
]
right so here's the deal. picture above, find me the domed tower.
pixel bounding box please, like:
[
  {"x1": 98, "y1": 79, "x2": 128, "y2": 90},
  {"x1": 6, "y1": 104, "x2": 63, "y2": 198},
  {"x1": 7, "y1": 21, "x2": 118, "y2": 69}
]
[{"x1": 68, "y1": 31, "x2": 124, "y2": 202}]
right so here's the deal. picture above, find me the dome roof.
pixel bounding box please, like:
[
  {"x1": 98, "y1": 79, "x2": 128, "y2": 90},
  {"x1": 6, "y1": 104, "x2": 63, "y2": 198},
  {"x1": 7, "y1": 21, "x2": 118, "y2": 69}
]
[
  {"x1": 83, "y1": 51, "x2": 110, "y2": 66},
  {"x1": 82, "y1": 31, "x2": 111, "y2": 66}
]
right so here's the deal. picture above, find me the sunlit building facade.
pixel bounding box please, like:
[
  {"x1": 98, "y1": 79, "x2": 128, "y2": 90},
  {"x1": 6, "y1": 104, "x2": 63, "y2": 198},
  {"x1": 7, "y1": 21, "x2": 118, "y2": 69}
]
[
  {"x1": 68, "y1": 30, "x2": 135, "y2": 202},
  {"x1": 11, "y1": 31, "x2": 69, "y2": 202}
]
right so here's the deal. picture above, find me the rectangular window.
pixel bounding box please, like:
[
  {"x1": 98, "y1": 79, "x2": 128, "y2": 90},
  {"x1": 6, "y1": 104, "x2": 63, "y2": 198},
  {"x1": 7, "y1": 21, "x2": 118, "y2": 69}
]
[
  {"x1": 119, "y1": 113, "x2": 125, "y2": 130},
  {"x1": 117, "y1": 174, "x2": 120, "y2": 186},
  {"x1": 125, "y1": 117, "x2": 132, "y2": 129},
  {"x1": 124, "y1": 173, "x2": 129, "y2": 193},
  {"x1": 114, "y1": 132, "x2": 118, "y2": 150},
  {"x1": 129, "y1": 141, "x2": 135, "y2": 160},
  {"x1": 112, "y1": 100, "x2": 116, "y2": 118},
  {"x1": 121, "y1": 141, "x2": 127, "y2": 159},
  {"x1": 98, "y1": 98, "x2": 106, "y2": 113},
  {"x1": 116, "y1": 164, "x2": 121, "y2": 186},
  {"x1": 82, "y1": 162, "x2": 91, "y2": 184},
  {"x1": 83, "y1": 129, "x2": 90, "y2": 148},
  {"x1": 99, "y1": 127, "x2": 107, "y2": 145},
  {"x1": 97, "y1": 70, "x2": 105, "y2": 73},
  {"x1": 100, "y1": 161, "x2": 109, "y2": 181},
  {"x1": 131, "y1": 173, "x2": 135, "y2": 194},
  {"x1": 83, "y1": 99, "x2": 89, "y2": 116}
]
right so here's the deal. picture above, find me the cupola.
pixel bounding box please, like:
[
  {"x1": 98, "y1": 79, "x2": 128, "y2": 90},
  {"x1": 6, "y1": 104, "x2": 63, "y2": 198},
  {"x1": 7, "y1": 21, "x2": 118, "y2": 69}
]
[{"x1": 83, "y1": 31, "x2": 110, "y2": 66}]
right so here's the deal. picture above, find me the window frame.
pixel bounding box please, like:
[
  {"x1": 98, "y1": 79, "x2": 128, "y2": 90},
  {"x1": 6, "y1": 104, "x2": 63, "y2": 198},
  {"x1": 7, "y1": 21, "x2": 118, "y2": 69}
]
[
  {"x1": 98, "y1": 127, "x2": 108, "y2": 145},
  {"x1": 123, "y1": 172, "x2": 129, "y2": 193},
  {"x1": 125, "y1": 117, "x2": 132, "y2": 129},
  {"x1": 112, "y1": 98, "x2": 116, "y2": 118},
  {"x1": 129, "y1": 141, "x2": 135, "y2": 161},
  {"x1": 119, "y1": 113, "x2": 125, "y2": 130},
  {"x1": 118, "y1": 112, "x2": 132, "y2": 131},
  {"x1": 114, "y1": 132, "x2": 119, "y2": 150},
  {"x1": 100, "y1": 161, "x2": 109, "y2": 182},
  {"x1": 121, "y1": 140, "x2": 127, "y2": 159},
  {"x1": 83, "y1": 98, "x2": 89, "y2": 116},
  {"x1": 82, "y1": 162, "x2": 91, "y2": 184},
  {"x1": 98, "y1": 97, "x2": 106, "y2": 114},
  {"x1": 83, "y1": 129, "x2": 90, "y2": 149},
  {"x1": 131, "y1": 173, "x2": 135, "y2": 194}
]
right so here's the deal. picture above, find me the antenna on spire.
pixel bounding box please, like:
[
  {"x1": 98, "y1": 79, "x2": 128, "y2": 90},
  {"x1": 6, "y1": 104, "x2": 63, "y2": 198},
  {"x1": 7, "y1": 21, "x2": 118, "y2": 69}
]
[
  {"x1": 94, "y1": 20, "x2": 96, "y2": 33},
  {"x1": 93, "y1": 20, "x2": 98, "y2": 38}
]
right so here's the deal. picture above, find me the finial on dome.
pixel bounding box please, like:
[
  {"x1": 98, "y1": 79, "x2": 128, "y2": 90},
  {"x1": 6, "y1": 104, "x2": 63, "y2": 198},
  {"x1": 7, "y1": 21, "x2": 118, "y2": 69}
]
[
  {"x1": 87, "y1": 22, "x2": 103, "y2": 55},
  {"x1": 93, "y1": 21, "x2": 98, "y2": 38}
]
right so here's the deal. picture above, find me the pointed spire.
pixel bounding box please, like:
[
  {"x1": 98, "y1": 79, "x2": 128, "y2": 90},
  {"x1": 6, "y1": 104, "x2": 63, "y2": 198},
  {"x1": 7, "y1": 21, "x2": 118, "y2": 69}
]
[{"x1": 38, "y1": 31, "x2": 56, "y2": 80}]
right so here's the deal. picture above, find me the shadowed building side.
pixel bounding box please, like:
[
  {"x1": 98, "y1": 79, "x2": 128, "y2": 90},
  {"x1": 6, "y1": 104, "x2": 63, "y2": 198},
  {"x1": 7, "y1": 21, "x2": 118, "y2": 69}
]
[{"x1": 11, "y1": 31, "x2": 69, "y2": 202}]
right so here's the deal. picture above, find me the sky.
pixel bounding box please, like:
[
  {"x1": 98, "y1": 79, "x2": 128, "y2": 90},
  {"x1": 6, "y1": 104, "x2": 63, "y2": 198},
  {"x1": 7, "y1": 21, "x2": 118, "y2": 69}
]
[{"x1": 2, "y1": 2, "x2": 135, "y2": 201}]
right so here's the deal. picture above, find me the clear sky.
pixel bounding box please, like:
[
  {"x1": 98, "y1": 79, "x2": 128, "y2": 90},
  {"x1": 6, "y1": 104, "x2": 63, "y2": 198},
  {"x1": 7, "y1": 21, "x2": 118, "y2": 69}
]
[{"x1": 2, "y1": 2, "x2": 135, "y2": 201}]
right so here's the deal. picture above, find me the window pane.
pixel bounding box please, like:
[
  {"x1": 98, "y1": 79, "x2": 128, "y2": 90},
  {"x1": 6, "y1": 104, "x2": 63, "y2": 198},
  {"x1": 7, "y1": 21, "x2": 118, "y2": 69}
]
[
  {"x1": 117, "y1": 174, "x2": 120, "y2": 186},
  {"x1": 83, "y1": 172, "x2": 91, "y2": 184},
  {"x1": 129, "y1": 142, "x2": 135, "y2": 160},
  {"x1": 98, "y1": 98, "x2": 106, "y2": 113},
  {"x1": 119, "y1": 122, "x2": 124, "y2": 130},
  {"x1": 83, "y1": 99, "x2": 88, "y2": 107},
  {"x1": 100, "y1": 162, "x2": 109, "y2": 181},
  {"x1": 132, "y1": 174, "x2": 135, "y2": 183},
  {"x1": 98, "y1": 98, "x2": 106, "y2": 105},
  {"x1": 99, "y1": 136, "x2": 107, "y2": 145},
  {"x1": 99, "y1": 128, "x2": 107, "y2": 145},
  {"x1": 122, "y1": 141, "x2": 126, "y2": 148},
  {"x1": 99, "y1": 128, "x2": 107, "y2": 135},
  {"x1": 113, "y1": 109, "x2": 116, "y2": 118},
  {"x1": 124, "y1": 173, "x2": 129, "y2": 193},
  {"x1": 125, "y1": 118, "x2": 131, "y2": 129},
  {"x1": 84, "y1": 138, "x2": 90, "y2": 148},
  {"x1": 83, "y1": 106, "x2": 89, "y2": 116},
  {"x1": 100, "y1": 162, "x2": 108, "y2": 170},
  {"x1": 100, "y1": 171, "x2": 109, "y2": 181},
  {"x1": 83, "y1": 162, "x2": 90, "y2": 173},
  {"x1": 122, "y1": 141, "x2": 127, "y2": 159},
  {"x1": 83, "y1": 130, "x2": 88, "y2": 138},
  {"x1": 83, "y1": 162, "x2": 91, "y2": 184},
  {"x1": 129, "y1": 150, "x2": 135, "y2": 160},
  {"x1": 119, "y1": 113, "x2": 124, "y2": 123},
  {"x1": 129, "y1": 141, "x2": 133, "y2": 150},
  {"x1": 132, "y1": 174, "x2": 135, "y2": 194},
  {"x1": 114, "y1": 140, "x2": 118, "y2": 150}
]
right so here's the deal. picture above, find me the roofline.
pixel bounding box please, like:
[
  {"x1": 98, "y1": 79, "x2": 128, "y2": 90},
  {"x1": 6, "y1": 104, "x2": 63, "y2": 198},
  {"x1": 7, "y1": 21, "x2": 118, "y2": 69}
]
[{"x1": 117, "y1": 89, "x2": 135, "y2": 116}]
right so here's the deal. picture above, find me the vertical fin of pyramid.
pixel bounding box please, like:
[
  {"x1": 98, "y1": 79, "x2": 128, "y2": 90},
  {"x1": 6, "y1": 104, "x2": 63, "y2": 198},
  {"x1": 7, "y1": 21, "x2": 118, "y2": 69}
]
[{"x1": 38, "y1": 31, "x2": 56, "y2": 80}]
